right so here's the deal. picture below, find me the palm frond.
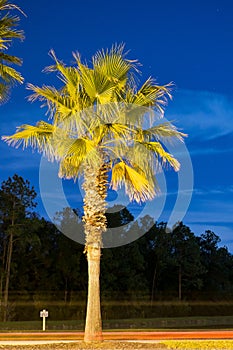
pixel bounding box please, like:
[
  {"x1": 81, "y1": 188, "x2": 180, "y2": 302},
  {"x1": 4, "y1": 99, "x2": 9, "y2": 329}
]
[
  {"x1": 94, "y1": 122, "x2": 133, "y2": 144},
  {"x1": 110, "y1": 161, "x2": 155, "y2": 203},
  {"x1": 58, "y1": 159, "x2": 80, "y2": 180},
  {"x1": 93, "y1": 44, "x2": 132, "y2": 82},
  {"x1": 0, "y1": 38, "x2": 7, "y2": 50},
  {"x1": 139, "y1": 141, "x2": 180, "y2": 171},
  {"x1": 140, "y1": 122, "x2": 187, "y2": 143},
  {"x1": 0, "y1": 62, "x2": 23, "y2": 83},
  {"x1": 126, "y1": 141, "x2": 158, "y2": 175},
  {"x1": 119, "y1": 102, "x2": 153, "y2": 128},
  {"x1": 27, "y1": 83, "x2": 75, "y2": 121},
  {"x1": 0, "y1": 0, "x2": 25, "y2": 16},
  {"x1": 44, "y1": 50, "x2": 80, "y2": 97},
  {"x1": 0, "y1": 1, "x2": 24, "y2": 101},
  {"x1": 0, "y1": 81, "x2": 9, "y2": 101},
  {"x1": 0, "y1": 52, "x2": 22, "y2": 65},
  {"x1": 76, "y1": 59, "x2": 116, "y2": 104},
  {"x1": 2, "y1": 121, "x2": 56, "y2": 159},
  {"x1": 57, "y1": 138, "x2": 100, "y2": 179},
  {"x1": 0, "y1": 23, "x2": 24, "y2": 42},
  {"x1": 93, "y1": 44, "x2": 139, "y2": 101},
  {"x1": 0, "y1": 3, "x2": 25, "y2": 42},
  {"x1": 55, "y1": 137, "x2": 95, "y2": 164},
  {"x1": 74, "y1": 58, "x2": 96, "y2": 101},
  {"x1": 126, "y1": 79, "x2": 173, "y2": 113}
]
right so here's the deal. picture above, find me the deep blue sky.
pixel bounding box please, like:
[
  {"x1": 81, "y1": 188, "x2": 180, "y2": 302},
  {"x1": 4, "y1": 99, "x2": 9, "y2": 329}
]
[{"x1": 1, "y1": 0, "x2": 233, "y2": 250}]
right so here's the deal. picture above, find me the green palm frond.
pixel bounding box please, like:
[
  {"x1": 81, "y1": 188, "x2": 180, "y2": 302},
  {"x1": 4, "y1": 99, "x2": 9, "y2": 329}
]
[
  {"x1": 76, "y1": 59, "x2": 116, "y2": 104},
  {"x1": 0, "y1": 0, "x2": 25, "y2": 102},
  {"x1": 139, "y1": 141, "x2": 180, "y2": 171},
  {"x1": 0, "y1": 52, "x2": 22, "y2": 65},
  {"x1": 139, "y1": 122, "x2": 187, "y2": 142},
  {"x1": 126, "y1": 79, "x2": 173, "y2": 113},
  {"x1": 58, "y1": 158, "x2": 80, "y2": 180},
  {"x1": 126, "y1": 141, "x2": 158, "y2": 175},
  {"x1": 0, "y1": 1, "x2": 25, "y2": 46},
  {"x1": 0, "y1": 62, "x2": 23, "y2": 83},
  {"x1": 44, "y1": 50, "x2": 80, "y2": 96},
  {"x1": 0, "y1": 81, "x2": 8, "y2": 101},
  {"x1": 27, "y1": 83, "x2": 75, "y2": 121},
  {"x1": 93, "y1": 44, "x2": 140, "y2": 102},
  {"x1": 0, "y1": 19, "x2": 24, "y2": 42},
  {"x1": 0, "y1": 0, "x2": 25, "y2": 14},
  {"x1": 93, "y1": 44, "x2": 133, "y2": 85},
  {"x1": 55, "y1": 137, "x2": 95, "y2": 164},
  {"x1": 94, "y1": 122, "x2": 133, "y2": 144},
  {"x1": 75, "y1": 59, "x2": 97, "y2": 101},
  {"x1": 110, "y1": 161, "x2": 155, "y2": 203},
  {"x1": 0, "y1": 38, "x2": 7, "y2": 50},
  {"x1": 57, "y1": 138, "x2": 100, "y2": 179},
  {"x1": 2, "y1": 121, "x2": 55, "y2": 159}
]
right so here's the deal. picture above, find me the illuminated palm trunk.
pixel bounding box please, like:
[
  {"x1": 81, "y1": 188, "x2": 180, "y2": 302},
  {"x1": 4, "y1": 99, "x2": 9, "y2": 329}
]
[
  {"x1": 82, "y1": 161, "x2": 108, "y2": 342},
  {"x1": 84, "y1": 245, "x2": 102, "y2": 341}
]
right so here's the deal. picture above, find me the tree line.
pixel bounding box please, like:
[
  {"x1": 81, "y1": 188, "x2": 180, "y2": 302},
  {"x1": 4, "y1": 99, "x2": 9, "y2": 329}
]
[{"x1": 1, "y1": 174, "x2": 233, "y2": 321}]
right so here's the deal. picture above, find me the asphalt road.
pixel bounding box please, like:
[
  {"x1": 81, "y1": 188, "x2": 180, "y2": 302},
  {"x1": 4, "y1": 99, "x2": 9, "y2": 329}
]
[{"x1": 0, "y1": 330, "x2": 233, "y2": 342}]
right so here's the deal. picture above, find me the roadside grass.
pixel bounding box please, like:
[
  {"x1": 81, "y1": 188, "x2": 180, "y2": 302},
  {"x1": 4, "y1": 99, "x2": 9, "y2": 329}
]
[
  {"x1": 162, "y1": 340, "x2": 233, "y2": 349},
  {"x1": 0, "y1": 340, "x2": 233, "y2": 350},
  {"x1": 1, "y1": 316, "x2": 233, "y2": 331},
  {"x1": 0, "y1": 341, "x2": 168, "y2": 349}
]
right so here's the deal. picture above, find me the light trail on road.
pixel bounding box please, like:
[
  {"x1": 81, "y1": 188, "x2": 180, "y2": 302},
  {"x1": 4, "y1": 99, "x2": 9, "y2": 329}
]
[{"x1": 0, "y1": 330, "x2": 233, "y2": 342}]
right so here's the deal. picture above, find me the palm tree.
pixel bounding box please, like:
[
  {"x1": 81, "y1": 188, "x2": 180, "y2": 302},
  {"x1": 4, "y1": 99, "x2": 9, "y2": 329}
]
[
  {"x1": 2, "y1": 45, "x2": 186, "y2": 341},
  {"x1": 0, "y1": 0, "x2": 24, "y2": 103}
]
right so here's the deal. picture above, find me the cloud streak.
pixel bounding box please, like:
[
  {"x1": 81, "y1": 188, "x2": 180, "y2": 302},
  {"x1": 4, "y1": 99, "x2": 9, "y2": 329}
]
[{"x1": 168, "y1": 89, "x2": 233, "y2": 142}]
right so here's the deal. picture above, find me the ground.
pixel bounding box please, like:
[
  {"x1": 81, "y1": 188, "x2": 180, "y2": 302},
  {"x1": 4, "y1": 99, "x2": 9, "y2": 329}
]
[{"x1": 0, "y1": 341, "x2": 167, "y2": 350}]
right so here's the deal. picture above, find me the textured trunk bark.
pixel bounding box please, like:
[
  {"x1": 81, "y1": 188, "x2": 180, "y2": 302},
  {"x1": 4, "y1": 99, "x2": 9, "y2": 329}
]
[
  {"x1": 82, "y1": 160, "x2": 108, "y2": 342},
  {"x1": 84, "y1": 246, "x2": 102, "y2": 342}
]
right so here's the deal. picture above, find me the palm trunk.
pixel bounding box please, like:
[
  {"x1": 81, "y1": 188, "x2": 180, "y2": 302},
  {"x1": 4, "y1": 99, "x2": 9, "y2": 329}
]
[
  {"x1": 84, "y1": 246, "x2": 102, "y2": 341},
  {"x1": 82, "y1": 160, "x2": 108, "y2": 342}
]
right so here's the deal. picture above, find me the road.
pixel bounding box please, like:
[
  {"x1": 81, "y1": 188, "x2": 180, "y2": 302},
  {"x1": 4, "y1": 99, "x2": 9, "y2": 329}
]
[{"x1": 0, "y1": 330, "x2": 233, "y2": 341}]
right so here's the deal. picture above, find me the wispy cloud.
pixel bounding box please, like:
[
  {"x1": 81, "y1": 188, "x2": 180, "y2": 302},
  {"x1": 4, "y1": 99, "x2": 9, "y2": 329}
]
[
  {"x1": 0, "y1": 142, "x2": 41, "y2": 171},
  {"x1": 185, "y1": 208, "x2": 233, "y2": 224},
  {"x1": 193, "y1": 186, "x2": 233, "y2": 196},
  {"x1": 168, "y1": 89, "x2": 233, "y2": 142}
]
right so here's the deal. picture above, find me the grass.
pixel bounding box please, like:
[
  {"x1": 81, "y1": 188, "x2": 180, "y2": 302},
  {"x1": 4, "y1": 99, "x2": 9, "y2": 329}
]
[
  {"x1": 162, "y1": 340, "x2": 233, "y2": 349},
  {"x1": 0, "y1": 315, "x2": 233, "y2": 331},
  {"x1": 1, "y1": 340, "x2": 233, "y2": 349}
]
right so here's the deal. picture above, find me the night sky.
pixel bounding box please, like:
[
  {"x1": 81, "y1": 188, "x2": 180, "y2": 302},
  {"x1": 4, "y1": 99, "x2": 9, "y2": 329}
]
[{"x1": 1, "y1": 0, "x2": 233, "y2": 250}]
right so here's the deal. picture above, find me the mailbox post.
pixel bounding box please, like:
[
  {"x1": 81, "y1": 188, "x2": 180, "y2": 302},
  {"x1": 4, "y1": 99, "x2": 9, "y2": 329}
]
[{"x1": 40, "y1": 309, "x2": 48, "y2": 331}]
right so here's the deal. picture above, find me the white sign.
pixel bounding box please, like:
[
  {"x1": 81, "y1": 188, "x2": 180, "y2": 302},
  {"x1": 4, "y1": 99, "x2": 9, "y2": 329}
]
[
  {"x1": 40, "y1": 310, "x2": 48, "y2": 318},
  {"x1": 40, "y1": 309, "x2": 48, "y2": 331}
]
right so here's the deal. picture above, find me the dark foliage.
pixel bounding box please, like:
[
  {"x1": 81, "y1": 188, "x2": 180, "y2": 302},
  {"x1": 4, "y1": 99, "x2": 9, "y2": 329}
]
[{"x1": 0, "y1": 175, "x2": 233, "y2": 321}]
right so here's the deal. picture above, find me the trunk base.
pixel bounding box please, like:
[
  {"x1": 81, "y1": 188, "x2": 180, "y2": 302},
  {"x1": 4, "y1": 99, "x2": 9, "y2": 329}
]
[{"x1": 84, "y1": 333, "x2": 103, "y2": 342}]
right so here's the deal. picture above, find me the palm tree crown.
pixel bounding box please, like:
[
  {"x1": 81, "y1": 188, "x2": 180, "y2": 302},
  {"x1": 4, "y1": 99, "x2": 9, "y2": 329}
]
[
  {"x1": 0, "y1": 0, "x2": 24, "y2": 103},
  {"x1": 3, "y1": 45, "x2": 185, "y2": 205}
]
